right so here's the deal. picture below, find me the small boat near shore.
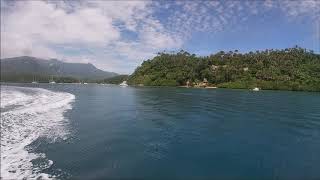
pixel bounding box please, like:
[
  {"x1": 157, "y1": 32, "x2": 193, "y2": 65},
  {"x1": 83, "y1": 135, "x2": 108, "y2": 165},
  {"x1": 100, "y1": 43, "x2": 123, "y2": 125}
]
[
  {"x1": 31, "y1": 76, "x2": 38, "y2": 84},
  {"x1": 119, "y1": 81, "x2": 128, "y2": 87},
  {"x1": 49, "y1": 75, "x2": 56, "y2": 84},
  {"x1": 252, "y1": 87, "x2": 260, "y2": 91}
]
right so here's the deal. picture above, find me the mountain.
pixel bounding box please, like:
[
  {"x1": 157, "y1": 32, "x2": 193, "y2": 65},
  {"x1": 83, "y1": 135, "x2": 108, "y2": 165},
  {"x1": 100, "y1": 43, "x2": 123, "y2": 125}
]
[
  {"x1": 1, "y1": 56, "x2": 118, "y2": 81},
  {"x1": 128, "y1": 47, "x2": 320, "y2": 91}
]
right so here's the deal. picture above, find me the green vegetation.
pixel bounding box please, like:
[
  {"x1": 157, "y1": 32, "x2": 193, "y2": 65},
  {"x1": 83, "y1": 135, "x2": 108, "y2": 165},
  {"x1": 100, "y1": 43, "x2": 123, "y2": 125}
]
[
  {"x1": 1, "y1": 72, "x2": 130, "y2": 84},
  {"x1": 0, "y1": 73, "x2": 131, "y2": 84},
  {"x1": 128, "y1": 46, "x2": 320, "y2": 91},
  {"x1": 0, "y1": 73, "x2": 80, "y2": 83},
  {"x1": 98, "y1": 75, "x2": 129, "y2": 84},
  {"x1": 1, "y1": 56, "x2": 118, "y2": 81}
]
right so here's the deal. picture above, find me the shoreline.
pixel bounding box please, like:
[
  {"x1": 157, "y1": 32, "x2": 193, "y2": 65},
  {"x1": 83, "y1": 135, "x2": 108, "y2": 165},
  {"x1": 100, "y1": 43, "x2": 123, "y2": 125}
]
[
  {"x1": 178, "y1": 85, "x2": 218, "y2": 89},
  {"x1": 130, "y1": 84, "x2": 320, "y2": 92},
  {"x1": 1, "y1": 82, "x2": 319, "y2": 92}
]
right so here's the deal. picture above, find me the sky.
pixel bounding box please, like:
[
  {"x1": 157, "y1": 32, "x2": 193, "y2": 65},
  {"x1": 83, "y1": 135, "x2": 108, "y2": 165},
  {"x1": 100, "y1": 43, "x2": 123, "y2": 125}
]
[{"x1": 1, "y1": 0, "x2": 319, "y2": 74}]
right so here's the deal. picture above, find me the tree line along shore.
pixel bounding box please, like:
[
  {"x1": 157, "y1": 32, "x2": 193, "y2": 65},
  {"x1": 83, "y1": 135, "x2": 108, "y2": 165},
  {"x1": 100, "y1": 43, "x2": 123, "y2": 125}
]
[
  {"x1": 127, "y1": 46, "x2": 320, "y2": 92},
  {"x1": 1, "y1": 46, "x2": 319, "y2": 92}
]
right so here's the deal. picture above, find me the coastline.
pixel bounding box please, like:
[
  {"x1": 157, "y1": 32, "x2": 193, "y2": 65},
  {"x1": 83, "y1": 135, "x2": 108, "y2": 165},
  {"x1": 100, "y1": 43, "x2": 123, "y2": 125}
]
[
  {"x1": 1, "y1": 82, "x2": 320, "y2": 92},
  {"x1": 178, "y1": 85, "x2": 218, "y2": 89},
  {"x1": 130, "y1": 84, "x2": 320, "y2": 92}
]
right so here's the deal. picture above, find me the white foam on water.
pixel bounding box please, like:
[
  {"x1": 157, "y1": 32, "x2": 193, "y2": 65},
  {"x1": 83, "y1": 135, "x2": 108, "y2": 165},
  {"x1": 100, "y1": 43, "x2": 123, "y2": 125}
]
[{"x1": 1, "y1": 86, "x2": 75, "y2": 179}]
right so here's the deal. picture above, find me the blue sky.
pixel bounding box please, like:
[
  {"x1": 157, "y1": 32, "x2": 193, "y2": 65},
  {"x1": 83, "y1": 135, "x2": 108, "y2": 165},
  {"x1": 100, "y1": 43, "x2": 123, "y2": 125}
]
[
  {"x1": 1, "y1": 0, "x2": 319, "y2": 73},
  {"x1": 186, "y1": 16, "x2": 317, "y2": 55}
]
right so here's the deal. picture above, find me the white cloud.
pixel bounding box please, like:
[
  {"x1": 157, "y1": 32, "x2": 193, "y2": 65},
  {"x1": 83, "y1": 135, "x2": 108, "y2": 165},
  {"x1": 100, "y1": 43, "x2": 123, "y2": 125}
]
[
  {"x1": 1, "y1": 0, "x2": 319, "y2": 73},
  {"x1": 160, "y1": 0, "x2": 319, "y2": 37},
  {"x1": 280, "y1": 0, "x2": 320, "y2": 20},
  {"x1": 0, "y1": 0, "x2": 182, "y2": 73},
  {"x1": 1, "y1": 1, "x2": 120, "y2": 57}
]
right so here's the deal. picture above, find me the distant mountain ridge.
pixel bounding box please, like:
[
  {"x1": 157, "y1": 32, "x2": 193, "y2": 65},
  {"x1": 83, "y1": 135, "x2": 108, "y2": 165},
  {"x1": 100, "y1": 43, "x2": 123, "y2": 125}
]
[{"x1": 1, "y1": 56, "x2": 118, "y2": 80}]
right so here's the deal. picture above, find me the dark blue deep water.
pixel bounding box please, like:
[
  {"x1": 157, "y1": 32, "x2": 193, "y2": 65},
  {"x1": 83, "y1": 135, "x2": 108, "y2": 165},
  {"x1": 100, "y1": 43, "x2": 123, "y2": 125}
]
[{"x1": 4, "y1": 84, "x2": 320, "y2": 179}]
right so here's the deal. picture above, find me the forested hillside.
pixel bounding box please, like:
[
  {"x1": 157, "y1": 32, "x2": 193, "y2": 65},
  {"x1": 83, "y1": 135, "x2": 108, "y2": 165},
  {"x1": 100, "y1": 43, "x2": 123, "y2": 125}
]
[
  {"x1": 128, "y1": 47, "x2": 320, "y2": 91},
  {"x1": 1, "y1": 56, "x2": 117, "y2": 82}
]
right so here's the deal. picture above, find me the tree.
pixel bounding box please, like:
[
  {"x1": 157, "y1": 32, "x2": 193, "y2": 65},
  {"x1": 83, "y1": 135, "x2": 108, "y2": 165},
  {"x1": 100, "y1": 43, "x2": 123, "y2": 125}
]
[{"x1": 128, "y1": 47, "x2": 320, "y2": 91}]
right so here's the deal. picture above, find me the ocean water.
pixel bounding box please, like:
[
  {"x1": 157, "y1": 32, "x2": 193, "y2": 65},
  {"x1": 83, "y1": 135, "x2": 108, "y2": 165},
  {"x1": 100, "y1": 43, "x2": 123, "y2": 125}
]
[{"x1": 1, "y1": 84, "x2": 320, "y2": 179}]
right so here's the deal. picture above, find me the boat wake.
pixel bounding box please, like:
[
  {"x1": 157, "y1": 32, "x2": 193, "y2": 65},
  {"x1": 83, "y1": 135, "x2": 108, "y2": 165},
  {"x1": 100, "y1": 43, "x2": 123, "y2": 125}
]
[{"x1": 1, "y1": 86, "x2": 75, "y2": 179}]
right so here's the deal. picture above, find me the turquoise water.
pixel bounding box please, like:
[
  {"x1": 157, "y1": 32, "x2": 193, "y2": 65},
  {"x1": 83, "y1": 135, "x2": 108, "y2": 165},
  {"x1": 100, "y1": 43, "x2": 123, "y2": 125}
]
[{"x1": 1, "y1": 84, "x2": 320, "y2": 179}]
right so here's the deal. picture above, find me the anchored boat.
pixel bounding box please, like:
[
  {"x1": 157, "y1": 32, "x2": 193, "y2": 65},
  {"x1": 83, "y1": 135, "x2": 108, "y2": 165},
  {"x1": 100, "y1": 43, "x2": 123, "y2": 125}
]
[
  {"x1": 252, "y1": 87, "x2": 260, "y2": 91},
  {"x1": 119, "y1": 81, "x2": 128, "y2": 87}
]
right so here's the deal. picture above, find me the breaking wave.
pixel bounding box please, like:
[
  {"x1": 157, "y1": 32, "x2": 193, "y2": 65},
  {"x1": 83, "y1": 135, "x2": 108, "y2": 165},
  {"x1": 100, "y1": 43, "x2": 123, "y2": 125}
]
[{"x1": 1, "y1": 86, "x2": 75, "y2": 179}]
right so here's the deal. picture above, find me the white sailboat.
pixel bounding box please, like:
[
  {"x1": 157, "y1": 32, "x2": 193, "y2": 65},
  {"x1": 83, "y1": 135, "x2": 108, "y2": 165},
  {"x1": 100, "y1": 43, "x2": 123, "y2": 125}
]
[
  {"x1": 31, "y1": 76, "x2": 38, "y2": 84},
  {"x1": 49, "y1": 76, "x2": 56, "y2": 84},
  {"x1": 119, "y1": 81, "x2": 128, "y2": 87}
]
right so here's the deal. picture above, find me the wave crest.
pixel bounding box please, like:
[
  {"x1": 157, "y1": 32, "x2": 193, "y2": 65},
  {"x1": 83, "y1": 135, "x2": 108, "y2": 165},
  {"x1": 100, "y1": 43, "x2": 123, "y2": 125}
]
[{"x1": 1, "y1": 86, "x2": 75, "y2": 179}]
